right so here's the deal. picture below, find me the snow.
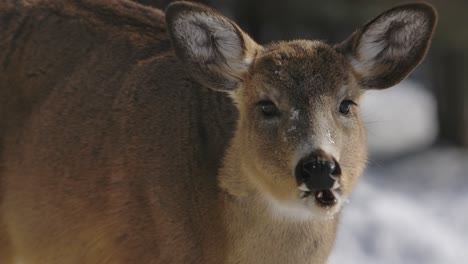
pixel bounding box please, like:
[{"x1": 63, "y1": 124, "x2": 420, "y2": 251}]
[
  {"x1": 328, "y1": 81, "x2": 468, "y2": 264},
  {"x1": 361, "y1": 80, "x2": 438, "y2": 159},
  {"x1": 329, "y1": 148, "x2": 468, "y2": 264},
  {"x1": 291, "y1": 109, "x2": 300, "y2": 120}
]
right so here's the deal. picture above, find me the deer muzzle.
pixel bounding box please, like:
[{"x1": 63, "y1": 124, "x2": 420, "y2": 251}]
[{"x1": 295, "y1": 150, "x2": 342, "y2": 206}]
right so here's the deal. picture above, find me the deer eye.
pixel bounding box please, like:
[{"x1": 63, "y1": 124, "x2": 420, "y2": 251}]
[
  {"x1": 339, "y1": 100, "x2": 357, "y2": 116},
  {"x1": 258, "y1": 100, "x2": 280, "y2": 117}
]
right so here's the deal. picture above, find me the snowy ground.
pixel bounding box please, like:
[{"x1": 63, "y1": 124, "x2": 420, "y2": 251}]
[
  {"x1": 329, "y1": 147, "x2": 468, "y2": 264},
  {"x1": 329, "y1": 81, "x2": 468, "y2": 263}
]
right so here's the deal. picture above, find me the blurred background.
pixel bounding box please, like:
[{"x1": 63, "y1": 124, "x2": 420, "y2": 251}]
[{"x1": 143, "y1": 0, "x2": 467, "y2": 263}]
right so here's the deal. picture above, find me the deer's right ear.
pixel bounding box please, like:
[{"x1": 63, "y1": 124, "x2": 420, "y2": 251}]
[
  {"x1": 166, "y1": 1, "x2": 261, "y2": 92},
  {"x1": 337, "y1": 3, "x2": 437, "y2": 89}
]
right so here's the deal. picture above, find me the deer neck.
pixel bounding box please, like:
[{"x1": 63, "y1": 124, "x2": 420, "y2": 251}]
[{"x1": 218, "y1": 134, "x2": 338, "y2": 264}]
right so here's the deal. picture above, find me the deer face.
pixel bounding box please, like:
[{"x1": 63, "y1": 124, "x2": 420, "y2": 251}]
[
  {"x1": 232, "y1": 41, "x2": 366, "y2": 217},
  {"x1": 166, "y1": 2, "x2": 436, "y2": 218}
]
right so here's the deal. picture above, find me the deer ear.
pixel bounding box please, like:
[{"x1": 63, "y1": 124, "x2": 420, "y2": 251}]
[
  {"x1": 166, "y1": 1, "x2": 261, "y2": 92},
  {"x1": 337, "y1": 3, "x2": 437, "y2": 89}
]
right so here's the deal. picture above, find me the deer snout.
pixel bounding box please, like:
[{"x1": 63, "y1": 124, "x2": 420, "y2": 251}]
[{"x1": 295, "y1": 150, "x2": 341, "y2": 191}]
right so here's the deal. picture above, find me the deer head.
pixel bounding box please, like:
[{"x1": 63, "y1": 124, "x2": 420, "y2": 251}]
[{"x1": 166, "y1": 2, "x2": 436, "y2": 219}]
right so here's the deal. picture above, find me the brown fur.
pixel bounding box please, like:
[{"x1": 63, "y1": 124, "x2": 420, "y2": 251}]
[{"x1": 0, "y1": 1, "x2": 436, "y2": 263}]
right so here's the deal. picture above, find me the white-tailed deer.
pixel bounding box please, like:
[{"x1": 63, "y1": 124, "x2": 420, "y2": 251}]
[{"x1": 0, "y1": 1, "x2": 436, "y2": 263}]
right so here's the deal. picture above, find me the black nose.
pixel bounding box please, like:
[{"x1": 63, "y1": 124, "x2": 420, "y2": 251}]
[{"x1": 295, "y1": 152, "x2": 340, "y2": 190}]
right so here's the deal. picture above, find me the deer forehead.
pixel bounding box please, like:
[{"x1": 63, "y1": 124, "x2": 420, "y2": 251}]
[{"x1": 246, "y1": 40, "x2": 357, "y2": 103}]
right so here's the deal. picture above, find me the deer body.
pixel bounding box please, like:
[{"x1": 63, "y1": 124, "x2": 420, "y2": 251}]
[{"x1": 0, "y1": 1, "x2": 436, "y2": 263}]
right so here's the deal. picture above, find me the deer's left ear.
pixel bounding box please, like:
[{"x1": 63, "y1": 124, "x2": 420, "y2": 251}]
[{"x1": 337, "y1": 3, "x2": 437, "y2": 89}]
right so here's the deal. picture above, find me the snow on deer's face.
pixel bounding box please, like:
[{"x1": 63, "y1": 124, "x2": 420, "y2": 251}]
[{"x1": 231, "y1": 40, "x2": 366, "y2": 219}]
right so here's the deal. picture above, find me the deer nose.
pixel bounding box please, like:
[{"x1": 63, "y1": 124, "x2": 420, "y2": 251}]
[{"x1": 295, "y1": 151, "x2": 341, "y2": 190}]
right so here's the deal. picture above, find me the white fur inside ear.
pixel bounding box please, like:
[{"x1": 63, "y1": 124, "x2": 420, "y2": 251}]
[
  {"x1": 172, "y1": 12, "x2": 250, "y2": 74},
  {"x1": 351, "y1": 10, "x2": 428, "y2": 75}
]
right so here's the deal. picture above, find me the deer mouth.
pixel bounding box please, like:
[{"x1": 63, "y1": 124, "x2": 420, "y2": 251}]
[
  {"x1": 299, "y1": 184, "x2": 340, "y2": 207},
  {"x1": 316, "y1": 190, "x2": 338, "y2": 206}
]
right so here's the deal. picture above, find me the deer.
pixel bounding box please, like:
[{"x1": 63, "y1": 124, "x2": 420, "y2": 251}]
[{"x1": 0, "y1": 0, "x2": 436, "y2": 263}]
